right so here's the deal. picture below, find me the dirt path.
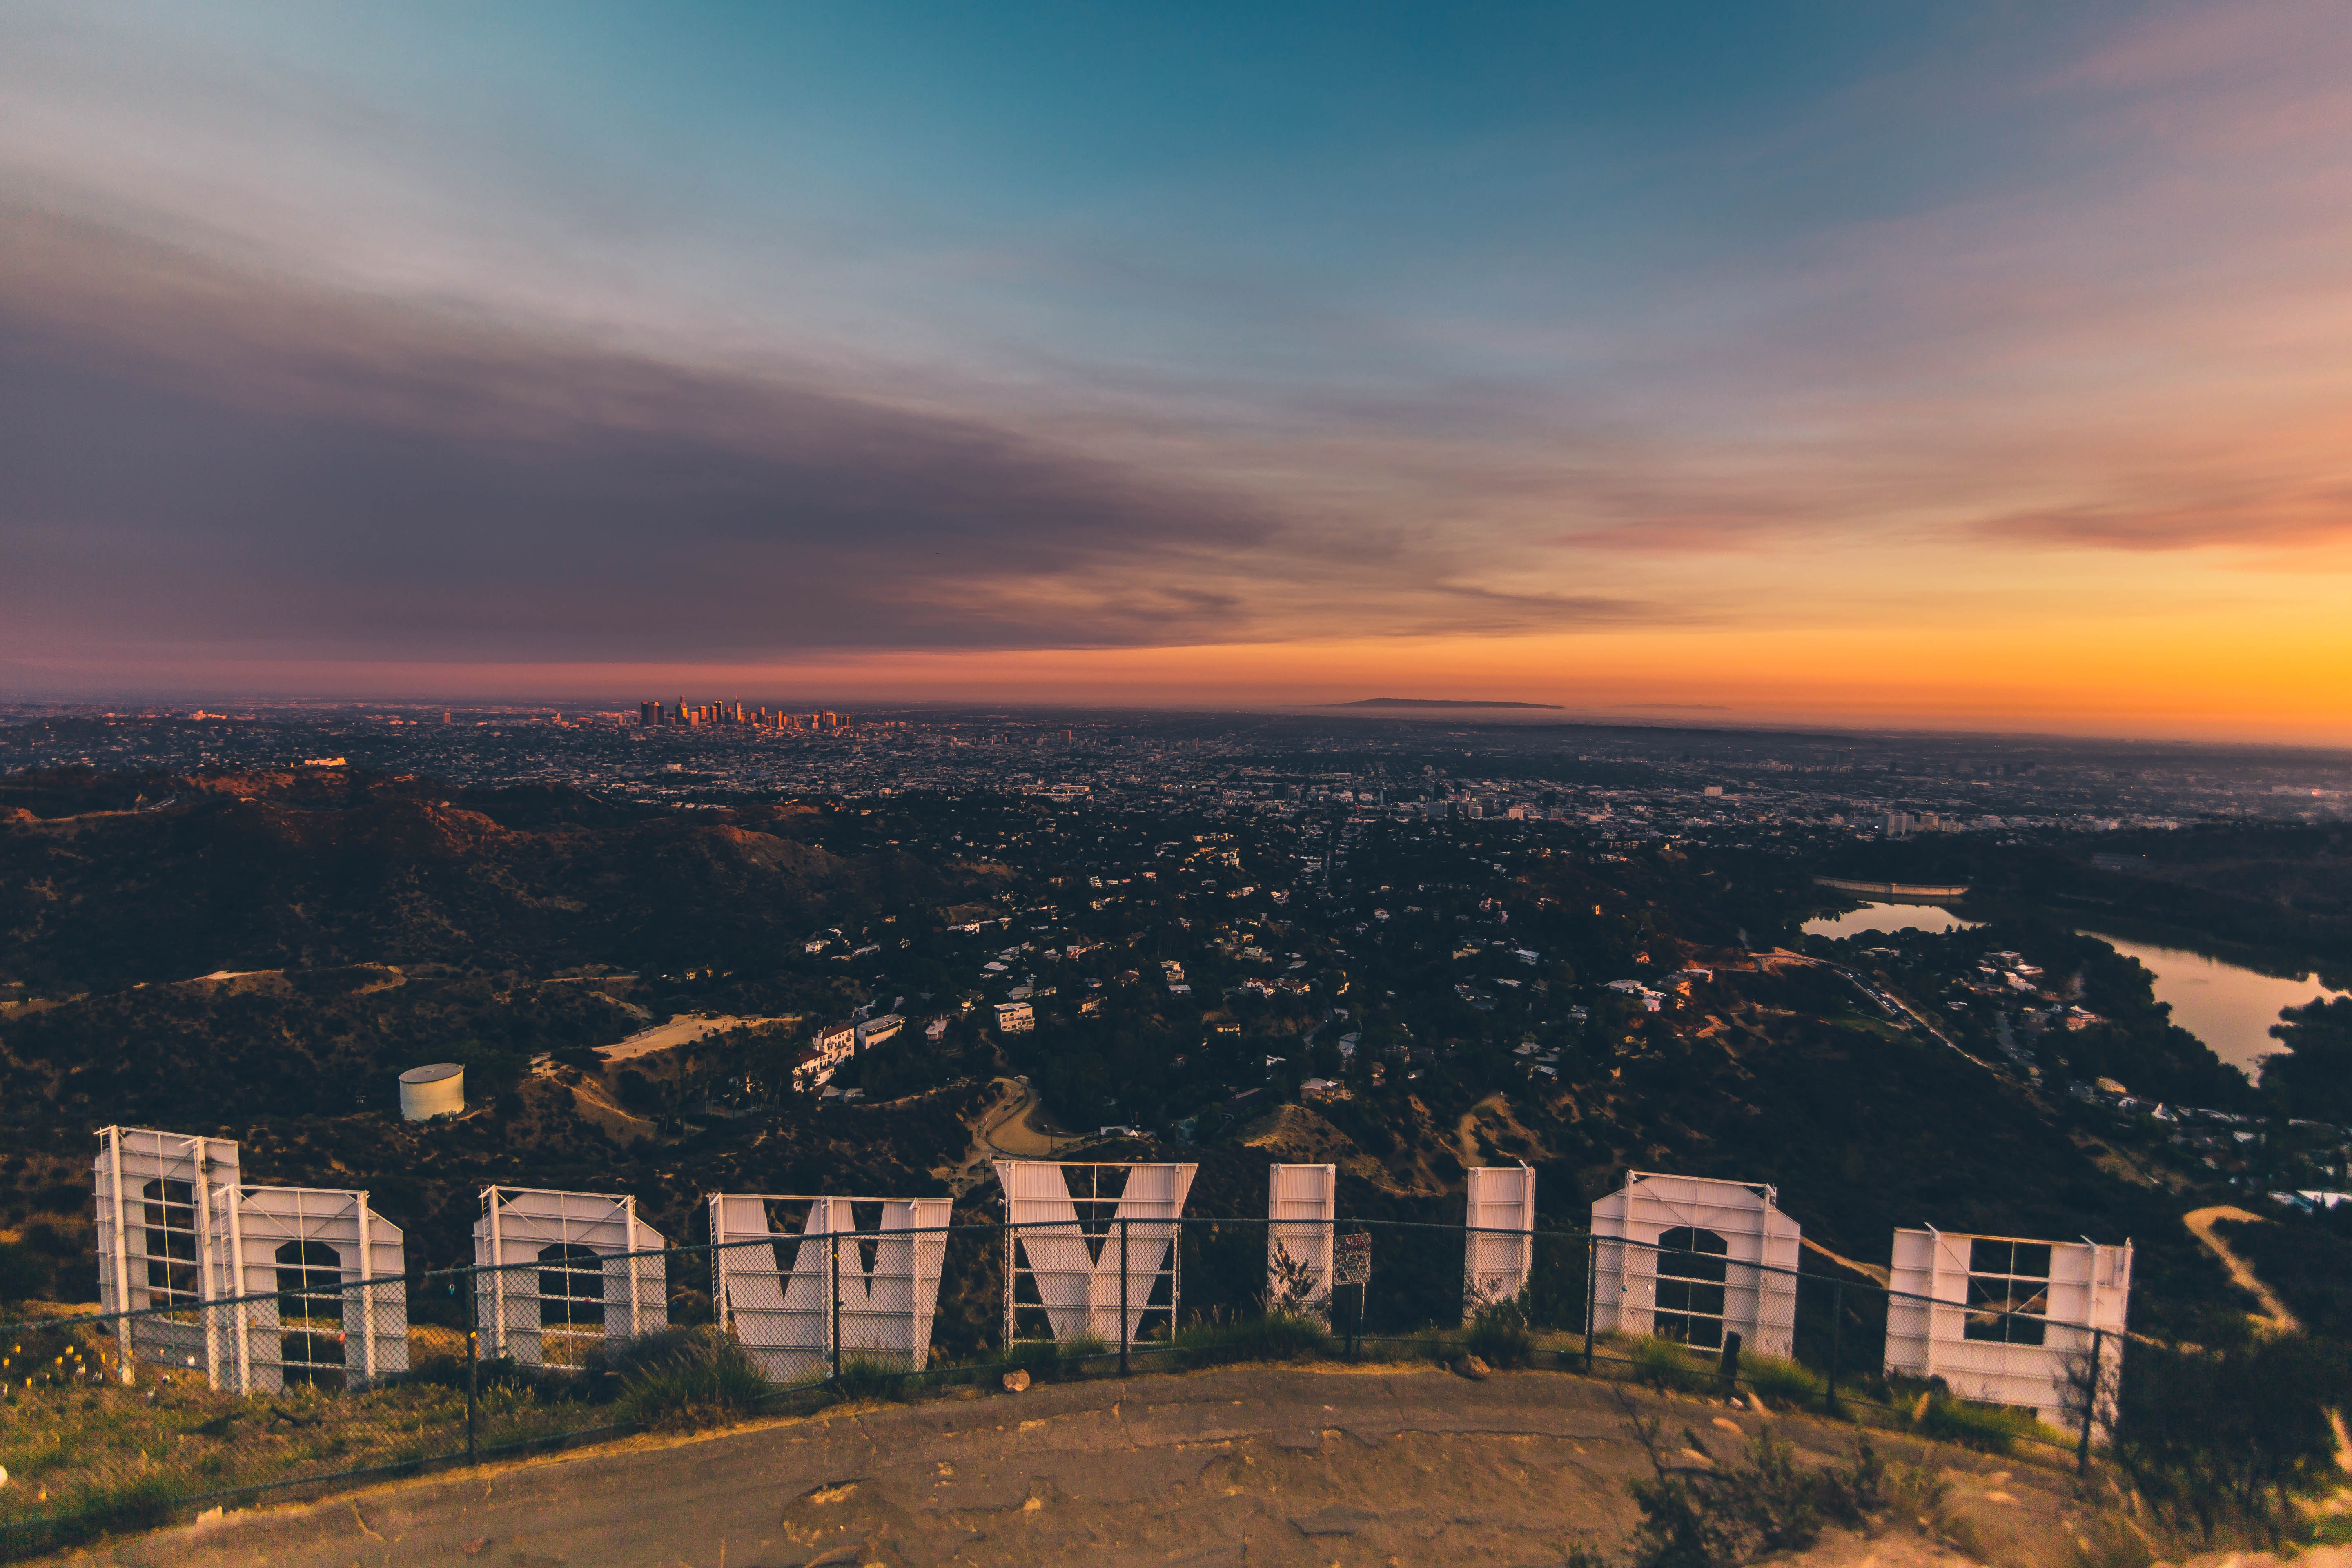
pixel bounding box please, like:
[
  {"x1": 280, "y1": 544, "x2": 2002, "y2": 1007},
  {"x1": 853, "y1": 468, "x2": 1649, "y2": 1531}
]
[
  {"x1": 1802, "y1": 1237, "x2": 1891, "y2": 1286},
  {"x1": 597, "y1": 1012, "x2": 793, "y2": 1063},
  {"x1": 82, "y1": 1364, "x2": 2083, "y2": 1568},
  {"x1": 1455, "y1": 1093, "x2": 1506, "y2": 1168},
  {"x1": 2184, "y1": 1205, "x2": 2301, "y2": 1334}
]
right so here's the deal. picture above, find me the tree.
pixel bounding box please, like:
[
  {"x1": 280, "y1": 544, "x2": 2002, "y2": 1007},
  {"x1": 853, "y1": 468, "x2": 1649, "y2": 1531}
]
[{"x1": 2261, "y1": 997, "x2": 2352, "y2": 1125}]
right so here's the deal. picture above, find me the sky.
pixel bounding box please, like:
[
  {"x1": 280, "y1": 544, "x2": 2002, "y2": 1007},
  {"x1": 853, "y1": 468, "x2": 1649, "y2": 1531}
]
[{"x1": 4, "y1": 2, "x2": 2350, "y2": 742}]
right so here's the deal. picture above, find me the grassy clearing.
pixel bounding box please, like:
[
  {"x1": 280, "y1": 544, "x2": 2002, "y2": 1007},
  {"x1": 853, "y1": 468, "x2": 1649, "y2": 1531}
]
[
  {"x1": 0, "y1": 1372, "x2": 479, "y2": 1550},
  {"x1": 0, "y1": 1320, "x2": 669, "y2": 1553}
]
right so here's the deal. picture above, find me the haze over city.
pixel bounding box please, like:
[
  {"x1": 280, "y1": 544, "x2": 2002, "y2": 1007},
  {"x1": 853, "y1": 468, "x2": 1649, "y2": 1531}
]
[{"x1": 6, "y1": 2, "x2": 2351, "y2": 739}]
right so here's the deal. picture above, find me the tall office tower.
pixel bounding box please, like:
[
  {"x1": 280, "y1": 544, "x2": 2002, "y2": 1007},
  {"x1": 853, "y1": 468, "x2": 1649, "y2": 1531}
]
[{"x1": 640, "y1": 702, "x2": 657, "y2": 726}]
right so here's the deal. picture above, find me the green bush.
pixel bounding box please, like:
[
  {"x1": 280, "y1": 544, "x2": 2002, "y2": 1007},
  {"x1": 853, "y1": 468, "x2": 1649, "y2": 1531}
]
[
  {"x1": 1172, "y1": 1311, "x2": 1331, "y2": 1368},
  {"x1": 831, "y1": 1356, "x2": 906, "y2": 1403},
  {"x1": 1004, "y1": 1332, "x2": 1112, "y2": 1381},
  {"x1": 35, "y1": 1474, "x2": 188, "y2": 1548},
  {"x1": 1625, "y1": 1336, "x2": 1713, "y2": 1394},
  {"x1": 1464, "y1": 1297, "x2": 1534, "y2": 1369},
  {"x1": 2111, "y1": 1334, "x2": 2352, "y2": 1544},
  {"x1": 1910, "y1": 1394, "x2": 2044, "y2": 1455},
  {"x1": 611, "y1": 1330, "x2": 769, "y2": 1431},
  {"x1": 1738, "y1": 1354, "x2": 1826, "y2": 1413},
  {"x1": 1625, "y1": 1427, "x2": 1888, "y2": 1568},
  {"x1": 0, "y1": 1240, "x2": 49, "y2": 1301}
]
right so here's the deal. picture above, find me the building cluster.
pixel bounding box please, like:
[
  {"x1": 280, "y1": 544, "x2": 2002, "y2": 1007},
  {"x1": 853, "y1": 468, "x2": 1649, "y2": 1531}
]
[
  {"x1": 800, "y1": 1011, "x2": 907, "y2": 1091},
  {"x1": 638, "y1": 700, "x2": 848, "y2": 730},
  {"x1": 15, "y1": 702, "x2": 2350, "y2": 839}
]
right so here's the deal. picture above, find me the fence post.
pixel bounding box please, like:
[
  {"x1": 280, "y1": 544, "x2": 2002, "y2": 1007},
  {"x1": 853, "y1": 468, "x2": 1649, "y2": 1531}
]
[
  {"x1": 830, "y1": 1229, "x2": 842, "y2": 1384},
  {"x1": 1825, "y1": 1282, "x2": 1842, "y2": 1417},
  {"x1": 1583, "y1": 1233, "x2": 1597, "y2": 1373},
  {"x1": 1118, "y1": 1217, "x2": 1130, "y2": 1376},
  {"x1": 1719, "y1": 1330, "x2": 1742, "y2": 1396},
  {"x1": 2077, "y1": 1327, "x2": 2102, "y2": 1476},
  {"x1": 464, "y1": 1271, "x2": 479, "y2": 1468}
]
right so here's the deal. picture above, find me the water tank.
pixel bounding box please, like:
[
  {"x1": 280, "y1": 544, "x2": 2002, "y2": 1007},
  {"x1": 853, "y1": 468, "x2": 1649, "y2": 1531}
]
[{"x1": 398, "y1": 1062, "x2": 465, "y2": 1120}]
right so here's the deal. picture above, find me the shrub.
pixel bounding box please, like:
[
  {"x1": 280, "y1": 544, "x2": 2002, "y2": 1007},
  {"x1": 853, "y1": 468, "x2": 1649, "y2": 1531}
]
[
  {"x1": 1465, "y1": 1297, "x2": 1534, "y2": 1369},
  {"x1": 1625, "y1": 1336, "x2": 1711, "y2": 1394},
  {"x1": 1004, "y1": 1332, "x2": 1112, "y2": 1381},
  {"x1": 1909, "y1": 1394, "x2": 2043, "y2": 1455},
  {"x1": 1623, "y1": 1424, "x2": 1891, "y2": 1568},
  {"x1": 831, "y1": 1356, "x2": 905, "y2": 1403},
  {"x1": 41, "y1": 1475, "x2": 188, "y2": 1547},
  {"x1": 1002, "y1": 1339, "x2": 1062, "y2": 1380},
  {"x1": 1172, "y1": 1311, "x2": 1331, "y2": 1368},
  {"x1": 1054, "y1": 1332, "x2": 1111, "y2": 1371},
  {"x1": 2110, "y1": 1335, "x2": 2352, "y2": 1544},
  {"x1": 612, "y1": 1330, "x2": 769, "y2": 1432},
  {"x1": 1738, "y1": 1354, "x2": 1825, "y2": 1413},
  {"x1": 0, "y1": 1239, "x2": 49, "y2": 1301}
]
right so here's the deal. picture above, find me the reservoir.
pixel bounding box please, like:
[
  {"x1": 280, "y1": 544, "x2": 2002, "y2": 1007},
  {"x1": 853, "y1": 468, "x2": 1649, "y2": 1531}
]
[
  {"x1": 2076, "y1": 931, "x2": 2347, "y2": 1080},
  {"x1": 1802, "y1": 901, "x2": 1980, "y2": 940}
]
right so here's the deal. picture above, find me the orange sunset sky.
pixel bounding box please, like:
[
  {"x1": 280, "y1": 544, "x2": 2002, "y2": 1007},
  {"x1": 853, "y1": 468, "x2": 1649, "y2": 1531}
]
[{"x1": 3, "y1": 3, "x2": 2350, "y2": 744}]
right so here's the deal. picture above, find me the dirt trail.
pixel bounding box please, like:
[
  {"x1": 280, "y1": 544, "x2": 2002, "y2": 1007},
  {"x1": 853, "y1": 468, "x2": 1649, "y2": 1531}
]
[
  {"x1": 1802, "y1": 1236, "x2": 1891, "y2": 1286},
  {"x1": 1455, "y1": 1092, "x2": 1506, "y2": 1168},
  {"x1": 2184, "y1": 1206, "x2": 2301, "y2": 1333}
]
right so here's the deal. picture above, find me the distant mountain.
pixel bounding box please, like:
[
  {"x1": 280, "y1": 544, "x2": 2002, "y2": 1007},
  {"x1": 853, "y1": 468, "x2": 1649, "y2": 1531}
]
[{"x1": 1329, "y1": 698, "x2": 1562, "y2": 710}]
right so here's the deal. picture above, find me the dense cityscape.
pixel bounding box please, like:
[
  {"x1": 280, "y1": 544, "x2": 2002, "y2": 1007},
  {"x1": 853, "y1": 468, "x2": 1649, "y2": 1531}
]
[{"x1": 8, "y1": 701, "x2": 2347, "y2": 837}]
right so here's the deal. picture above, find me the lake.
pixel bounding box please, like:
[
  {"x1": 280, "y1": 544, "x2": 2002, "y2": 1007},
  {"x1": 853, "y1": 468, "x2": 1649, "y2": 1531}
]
[
  {"x1": 1802, "y1": 901, "x2": 1980, "y2": 940},
  {"x1": 2077, "y1": 931, "x2": 2347, "y2": 1079}
]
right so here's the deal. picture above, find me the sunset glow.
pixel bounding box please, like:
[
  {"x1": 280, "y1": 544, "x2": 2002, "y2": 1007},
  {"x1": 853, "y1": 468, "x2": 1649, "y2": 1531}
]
[{"x1": 5, "y1": 2, "x2": 2351, "y2": 740}]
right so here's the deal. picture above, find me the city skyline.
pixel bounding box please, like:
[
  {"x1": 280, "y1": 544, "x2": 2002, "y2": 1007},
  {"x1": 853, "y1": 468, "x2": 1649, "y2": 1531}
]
[{"x1": 6, "y1": 3, "x2": 2351, "y2": 743}]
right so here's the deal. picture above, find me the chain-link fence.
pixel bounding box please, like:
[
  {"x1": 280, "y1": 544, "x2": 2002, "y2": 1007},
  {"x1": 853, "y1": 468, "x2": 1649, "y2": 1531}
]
[{"x1": 0, "y1": 1219, "x2": 2107, "y2": 1559}]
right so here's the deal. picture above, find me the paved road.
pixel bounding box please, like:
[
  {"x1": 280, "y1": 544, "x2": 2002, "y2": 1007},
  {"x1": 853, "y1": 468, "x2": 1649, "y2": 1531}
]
[{"x1": 86, "y1": 1365, "x2": 2075, "y2": 1568}]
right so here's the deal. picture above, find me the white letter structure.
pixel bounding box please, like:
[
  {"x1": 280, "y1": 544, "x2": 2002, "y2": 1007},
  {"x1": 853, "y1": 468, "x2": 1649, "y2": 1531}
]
[
  {"x1": 1463, "y1": 1162, "x2": 1538, "y2": 1319},
  {"x1": 94, "y1": 1126, "x2": 243, "y2": 1383},
  {"x1": 208, "y1": 1184, "x2": 407, "y2": 1392},
  {"x1": 1884, "y1": 1227, "x2": 2132, "y2": 1434},
  {"x1": 473, "y1": 1186, "x2": 666, "y2": 1365},
  {"x1": 708, "y1": 1193, "x2": 951, "y2": 1383},
  {"x1": 1266, "y1": 1164, "x2": 1336, "y2": 1321},
  {"x1": 1590, "y1": 1171, "x2": 1800, "y2": 1357},
  {"x1": 995, "y1": 1160, "x2": 1195, "y2": 1347}
]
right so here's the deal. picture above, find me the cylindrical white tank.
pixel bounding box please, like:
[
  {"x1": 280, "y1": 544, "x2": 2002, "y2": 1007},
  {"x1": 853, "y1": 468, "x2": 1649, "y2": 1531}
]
[{"x1": 398, "y1": 1062, "x2": 465, "y2": 1120}]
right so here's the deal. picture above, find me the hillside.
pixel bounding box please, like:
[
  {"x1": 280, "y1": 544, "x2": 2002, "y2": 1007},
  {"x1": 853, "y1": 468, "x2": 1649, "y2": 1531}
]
[{"x1": 0, "y1": 763, "x2": 2276, "y2": 1361}]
